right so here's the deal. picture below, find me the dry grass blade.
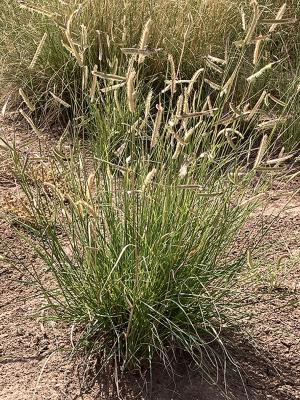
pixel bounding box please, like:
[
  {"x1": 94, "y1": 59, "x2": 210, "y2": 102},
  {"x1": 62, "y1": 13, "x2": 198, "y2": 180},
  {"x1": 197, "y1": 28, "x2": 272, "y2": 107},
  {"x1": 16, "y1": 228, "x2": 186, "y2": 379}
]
[
  {"x1": 203, "y1": 95, "x2": 214, "y2": 115},
  {"x1": 240, "y1": 6, "x2": 246, "y2": 30},
  {"x1": 240, "y1": 193, "x2": 265, "y2": 206},
  {"x1": 161, "y1": 84, "x2": 171, "y2": 94},
  {"x1": 0, "y1": 137, "x2": 12, "y2": 151},
  {"x1": 229, "y1": 103, "x2": 244, "y2": 117},
  {"x1": 165, "y1": 80, "x2": 191, "y2": 84},
  {"x1": 268, "y1": 94, "x2": 286, "y2": 107},
  {"x1": 177, "y1": 186, "x2": 222, "y2": 196},
  {"x1": 218, "y1": 128, "x2": 243, "y2": 138},
  {"x1": 225, "y1": 132, "x2": 237, "y2": 149},
  {"x1": 82, "y1": 66, "x2": 89, "y2": 92},
  {"x1": 246, "y1": 249, "x2": 255, "y2": 269},
  {"x1": 177, "y1": 184, "x2": 203, "y2": 189},
  {"x1": 172, "y1": 142, "x2": 183, "y2": 159},
  {"x1": 168, "y1": 126, "x2": 187, "y2": 145}
]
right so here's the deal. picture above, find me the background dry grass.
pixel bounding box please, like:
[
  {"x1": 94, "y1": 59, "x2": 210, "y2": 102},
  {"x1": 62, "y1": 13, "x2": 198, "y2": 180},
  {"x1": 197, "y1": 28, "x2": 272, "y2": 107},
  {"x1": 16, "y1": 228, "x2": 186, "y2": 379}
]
[{"x1": 0, "y1": 0, "x2": 299, "y2": 99}]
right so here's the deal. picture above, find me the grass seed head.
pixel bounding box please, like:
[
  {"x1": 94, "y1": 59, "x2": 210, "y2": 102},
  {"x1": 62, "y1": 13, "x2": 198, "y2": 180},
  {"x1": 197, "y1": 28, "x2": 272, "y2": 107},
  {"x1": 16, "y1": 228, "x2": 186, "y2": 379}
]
[
  {"x1": 244, "y1": 0, "x2": 260, "y2": 45},
  {"x1": 246, "y1": 62, "x2": 275, "y2": 83},
  {"x1": 168, "y1": 54, "x2": 177, "y2": 95},
  {"x1": 179, "y1": 164, "x2": 188, "y2": 178},
  {"x1": 142, "y1": 168, "x2": 157, "y2": 191},
  {"x1": 253, "y1": 38, "x2": 262, "y2": 65},
  {"x1": 140, "y1": 90, "x2": 153, "y2": 130},
  {"x1": 50, "y1": 92, "x2": 71, "y2": 108},
  {"x1": 187, "y1": 68, "x2": 204, "y2": 96},
  {"x1": 138, "y1": 18, "x2": 152, "y2": 64},
  {"x1": 247, "y1": 90, "x2": 267, "y2": 120},
  {"x1": 172, "y1": 142, "x2": 183, "y2": 159},
  {"x1": 19, "y1": 88, "x2": 36, "y2": 112},
  {"x1": 29, "y1": 32, "x2": 47, "y2": 70},
  {"x1": 19, "y1": 109, "x2": 42, "y2": 137},
  {"x1": 126, "y1": 69, "x2": 136, "y2": 113},
  {"x1": 90, "y1": 65, "x2": 98, "y2": 102},
  {"x1": 253, "y1": 134, "x2": 268, "y2": 169},
  {"x1": 150, "y1": 103, "x2": 164, "y2": 148}
]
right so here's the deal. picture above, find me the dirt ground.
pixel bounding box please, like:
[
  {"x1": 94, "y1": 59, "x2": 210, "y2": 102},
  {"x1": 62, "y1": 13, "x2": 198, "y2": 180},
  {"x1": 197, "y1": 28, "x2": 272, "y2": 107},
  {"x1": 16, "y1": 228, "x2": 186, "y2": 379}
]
[{"x1": 0, "y1": 117, "x2": 299, "y2": 400}]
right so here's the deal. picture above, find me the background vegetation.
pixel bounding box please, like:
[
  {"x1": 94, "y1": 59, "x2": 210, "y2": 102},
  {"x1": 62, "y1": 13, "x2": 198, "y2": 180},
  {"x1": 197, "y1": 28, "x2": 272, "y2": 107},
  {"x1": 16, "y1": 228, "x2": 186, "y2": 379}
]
[{"x1": 0, "y1": 1, "x2": 299, "y2": 140}]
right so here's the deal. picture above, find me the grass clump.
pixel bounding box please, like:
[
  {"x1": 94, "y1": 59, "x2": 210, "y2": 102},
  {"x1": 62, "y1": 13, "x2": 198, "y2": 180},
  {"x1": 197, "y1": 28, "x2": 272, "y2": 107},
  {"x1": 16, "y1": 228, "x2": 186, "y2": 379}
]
[
  {"x1": 7, "y1": 52, "x2": 284, "y2": 373},
  {"x1": 11, "y1": 123, "x2": 265, "y2": 374}
]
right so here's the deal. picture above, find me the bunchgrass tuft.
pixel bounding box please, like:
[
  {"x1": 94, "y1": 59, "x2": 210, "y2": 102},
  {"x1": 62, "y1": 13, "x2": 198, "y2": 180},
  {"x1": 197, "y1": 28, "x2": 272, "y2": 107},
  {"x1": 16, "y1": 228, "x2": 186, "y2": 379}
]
[{"x1": 10, "y1": 122, "x2": 265, "y2": 375}]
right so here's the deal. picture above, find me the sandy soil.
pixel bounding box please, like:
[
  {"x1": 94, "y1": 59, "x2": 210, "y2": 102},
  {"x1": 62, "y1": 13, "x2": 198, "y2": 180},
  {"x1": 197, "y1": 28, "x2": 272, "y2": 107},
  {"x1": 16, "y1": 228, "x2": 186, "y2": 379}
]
[{"x1": 0, "y1": 117, "x2": 299, "y2": 400}]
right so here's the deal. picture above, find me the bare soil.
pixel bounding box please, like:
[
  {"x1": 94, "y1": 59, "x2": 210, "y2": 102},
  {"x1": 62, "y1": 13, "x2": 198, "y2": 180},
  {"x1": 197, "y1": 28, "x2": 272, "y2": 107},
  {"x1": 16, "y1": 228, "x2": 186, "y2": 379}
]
[{"x1": 0, "y1": 117, "x2": 299, "y2": 400}]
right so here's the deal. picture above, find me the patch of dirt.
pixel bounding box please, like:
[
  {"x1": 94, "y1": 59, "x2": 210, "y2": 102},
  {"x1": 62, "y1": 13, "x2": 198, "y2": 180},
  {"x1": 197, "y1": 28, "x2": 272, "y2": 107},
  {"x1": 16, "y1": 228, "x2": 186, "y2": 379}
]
[{"x1": 0, "y1": 117, "x2": 299, "y2": 399}]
